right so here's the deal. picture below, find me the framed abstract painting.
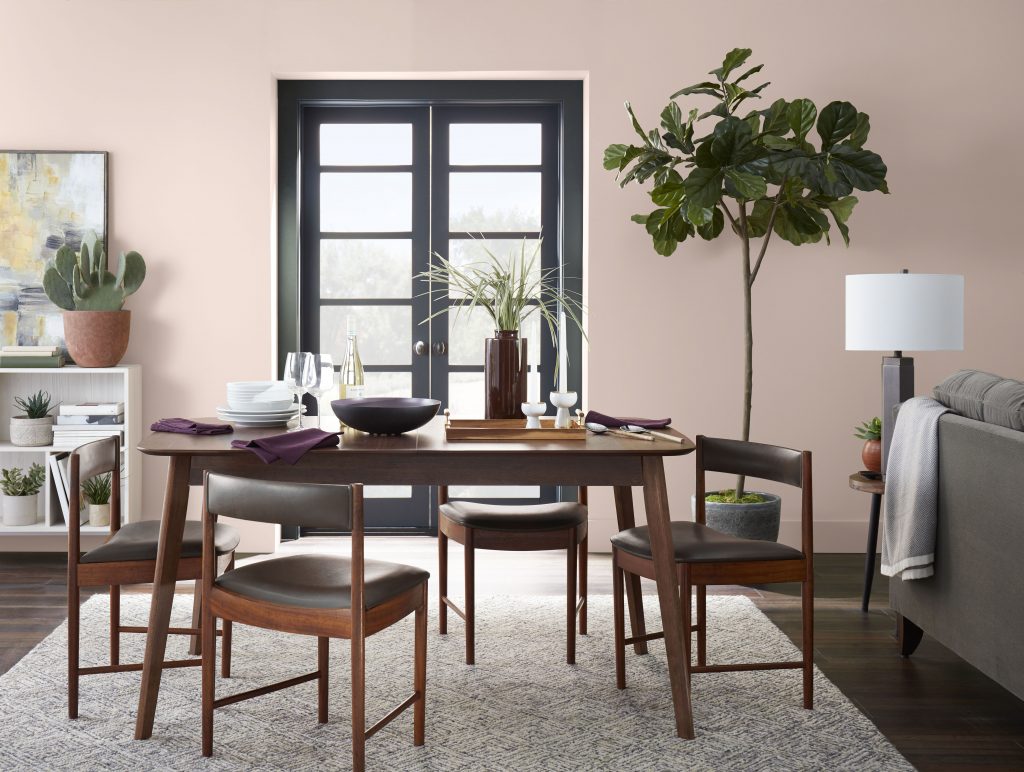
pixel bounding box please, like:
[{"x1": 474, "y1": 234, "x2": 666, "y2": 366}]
[{"x1": 0, "y1": 150, "x2": 108, "y2": 348}]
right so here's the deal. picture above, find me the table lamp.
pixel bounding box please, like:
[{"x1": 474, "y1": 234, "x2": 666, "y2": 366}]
[{"x1": 845, "y1": 270, "x2": 964, "y2": 473}]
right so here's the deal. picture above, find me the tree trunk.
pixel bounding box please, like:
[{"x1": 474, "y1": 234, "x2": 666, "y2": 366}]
[{"x1": 737, "y1": 205, "x2": 753, "y2": 499}]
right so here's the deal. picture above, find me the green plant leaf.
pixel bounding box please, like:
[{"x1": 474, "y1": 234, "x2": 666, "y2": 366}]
[
  {"x1": 816, "y1": 101, "x2": 859, "y2": 150},
  {"x1": 685, "y1": 200, "x2": 713, "y2": 226},
  {"x1": 625, "y1": 102, "x2": 650, "y2": 144},
  {"x1": 55, "y1": 245, "x2": 76, "y2": 282},
  {"x1": 683, "y1": 167, "x2": 723, "y2": 208},
  {"x1": 603, "y1": 143, "x2": 629, "y2": 170},
  {"x1": 650, "y1": 178, "x2": 685, "y2": 207},
  {"x1": 660, "y1": 102, "x2": 683, "y2": 138},
  {"x1": 724, "y1": 169, "x2": 767, "y2": 199},
  {"x1": 696, "y1": 207, "x2": 725, "y2": 240},
  {"x1": 825, "y1": 195, "x2": 858, "y2": 245},
  {"x1": 761, "y1": 98, "x2": 790, "y2": 135},
  {"x1": 630, "y1": 213, "x2": 649, "y2": 225},
  {"x1": 42, "y1": 267, "x2": 75, "y2": 310},
  {"x1": 709, "y1": 117, "x2": 758, "y2": 165},
  {"x1": 849, "y1": 112, "x2": 871, "y2": 149},
  {"x1": 712, "y1": 48, "x2": 753, "y2": 81},
  {"x1": 787, "y1": 99, "x2": 817, "y2": 141},
  {"x1": 670, "y1": 81, "x2": 723, "y2": 98},
  {"x1": 733, "y1": 63, "x2": 764, "y2": 84},
  {"x1": 830, "y1": 144, "x2": 888, "y2": 191}
]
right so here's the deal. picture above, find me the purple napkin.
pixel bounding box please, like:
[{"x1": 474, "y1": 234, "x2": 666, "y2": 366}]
[
  {"x1": 584, "y1": 410, "x2": 671, "y2": 430},
  {"x1": 151, "y1": 418, "x2": 233, "y2": 435},
  {"x1": 231, "y1": 428, "x2": 340, "y2": 464}
]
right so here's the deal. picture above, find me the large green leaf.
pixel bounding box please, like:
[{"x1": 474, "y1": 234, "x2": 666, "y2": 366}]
[
  {"x1": 712, "y1": 48, "x2": 752, "y2": 81},
  {"x1": 683, "y1": 167, "x2": 724, "y2": 208},
  {"x1": 849, "y1": 113, "x2": 870, "y2": 149},
  {"x1": 733, "y1": 64, "x2": 764, "y2": 84},
  {"x1": 650, "y1": 178, "x2": 685, "y2": 207},
  {"x1": 624, "y1": 102, "x2": 650, "y2": 144},
  {"x1": 761, "y1": 98, "x2": 790, "y2": 135},
  {"x1": 825, "y1": 195, "x2": 858, "y2": 245},
  {"x1": 710, "y1": 117, "x2": 758, "y2": 165},
  {"x1": 724, "y1": 168, "x2": 767, "y2": 200},
  {"x1": 671, "y1": 81, "x2": 723, "y2": 99},
  {"x1": 773, "y1": 205, "x2": 824, "y2": 245},
  {"x1": 744, "y1": 198, "x2": 774, "y2": 237},
  {"x1": 685, "y1": 199, "x2": 713, "y2": 226},
  {"x1": 830, "y1": 144, "x2": 887, "y2": 191},
  {"x1": 603, "y1": 143, "x2": 629, "y2": 170},
  {"x1": 787, "y1": 99, "x2": 817, "y2": 141},
  {"x1": 816, "y1": 101, "x2": 858, "y2": 150},
  {"x1": 696, "y1": 207, "x2": 725, "y2": 240}
]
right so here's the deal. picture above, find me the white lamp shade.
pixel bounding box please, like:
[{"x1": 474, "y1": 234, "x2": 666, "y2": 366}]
[{"x1": 845, "y1": 273, "x2": 964, "y2": 352}]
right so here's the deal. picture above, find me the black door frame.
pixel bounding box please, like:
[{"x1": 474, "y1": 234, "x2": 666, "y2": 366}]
[{"x1": 277, "y1": 80, "x2": 584, "y2": 537}]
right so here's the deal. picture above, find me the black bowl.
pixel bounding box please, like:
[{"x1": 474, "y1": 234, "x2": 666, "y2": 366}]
[{"x1": 331, "y1": 397, "x2": 441, "y2": 435}]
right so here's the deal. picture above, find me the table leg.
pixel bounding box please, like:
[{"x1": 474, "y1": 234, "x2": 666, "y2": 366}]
[
  {"x1": 613, "y1": 486, "x2": 649, "y2": 656},
  {"x1": 134, "y1": 455, "x2": 192, "y2": 740},
  {"x1": 641, "y1": 456, "x2": 694, "y2": 739},
  {"x1": 861, "y1": 493, "x2": 882, "y2": 613}
]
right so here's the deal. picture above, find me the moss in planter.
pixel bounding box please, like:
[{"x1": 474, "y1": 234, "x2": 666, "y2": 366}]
[{"x1": 705, "y1": 489, "x2": 767, "y2": 504}]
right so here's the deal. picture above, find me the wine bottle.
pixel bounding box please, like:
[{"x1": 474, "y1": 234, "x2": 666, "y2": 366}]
[{"x1": 339, "y1": 318, "x2": 366, "y2": 399}]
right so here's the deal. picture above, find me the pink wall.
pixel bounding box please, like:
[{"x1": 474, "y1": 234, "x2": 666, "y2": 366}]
[{"x1": 3, "y1": 0, "x2": 1021, "y2": 551}]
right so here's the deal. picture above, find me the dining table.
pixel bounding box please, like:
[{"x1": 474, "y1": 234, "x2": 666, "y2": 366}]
[{"x1": 133, "y1": 416, "x2": 697, "y2": 740}]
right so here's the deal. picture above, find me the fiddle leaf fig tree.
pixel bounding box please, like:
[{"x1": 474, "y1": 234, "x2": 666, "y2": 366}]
[{"x1": 605, "y1": 48, "x2": 889, "y2": 499}]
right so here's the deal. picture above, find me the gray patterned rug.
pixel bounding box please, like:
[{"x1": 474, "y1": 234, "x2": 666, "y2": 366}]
[{"x1": 0, "y1": 593, "x2": 910, "y2": 771}]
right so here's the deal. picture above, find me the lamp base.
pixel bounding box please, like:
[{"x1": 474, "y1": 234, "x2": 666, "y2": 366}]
[{"x1": 881, "y1": 355, "x2": 914, "y2": 475}]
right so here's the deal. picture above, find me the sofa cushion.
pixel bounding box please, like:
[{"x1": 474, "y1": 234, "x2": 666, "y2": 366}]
[{"x1": 934, "y1": 370, "x2": 1024, "y2": 431}]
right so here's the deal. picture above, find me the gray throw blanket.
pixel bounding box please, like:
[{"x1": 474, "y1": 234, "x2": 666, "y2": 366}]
[{"x1": 881, "y1": 396, "x2": 951, "y2": 579}]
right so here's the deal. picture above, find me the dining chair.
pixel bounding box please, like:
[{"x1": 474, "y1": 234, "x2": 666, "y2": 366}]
[
  {"x1": 200, "y1": 474, "x2": 428, "y2": 771},
  {"x1": 610, "y1": 435, "x2": 814, "y2": 709},
  {"x1": 67, "y1": 436, "x2": 239, "y2": 719},
  {"x1": 437, "y1": 486, "x2": 588, "y2": 665}
]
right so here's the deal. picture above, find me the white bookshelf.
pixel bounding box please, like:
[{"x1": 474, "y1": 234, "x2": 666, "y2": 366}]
[{"x1": 0, "y1": 365, "x2": 141, "y2": 546}]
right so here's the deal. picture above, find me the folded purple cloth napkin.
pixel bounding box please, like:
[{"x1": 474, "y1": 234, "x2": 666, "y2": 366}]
[
  {"x1": 230, "y1": 428, "x2": 340, "y2": 464},
  {"x1": 584, "y1": 410, "x2": 671, "y2": 430},
  {"x1": 151, "y1": 418, "x2": 233, "y2": 435}
]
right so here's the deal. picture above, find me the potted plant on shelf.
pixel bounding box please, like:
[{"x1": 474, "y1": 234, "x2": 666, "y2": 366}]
[
  {"x1": 42, "y1": 231, "x2": 146, "y2": 367},
  {"x1": 82, "y1": 472, "x2": 112, "y2": 527},
  {"x1": 854, "y1": 416, "x2": 882, "y2": 473},
  {"x1": 605, "y1": 48, "x2": 889, "y2": 540},
  {"x1": 10, "y1": 390, "x2": 57, "y2": 447},
  {"x1": 417, "y1": 238, "x2": 585, "y2": 419},
  {"x1": 1, "y1": 463, "x2": 45, "y2": 526}
]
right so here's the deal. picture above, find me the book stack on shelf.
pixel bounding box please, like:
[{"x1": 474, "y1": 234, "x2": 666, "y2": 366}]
[
  {"x1": 53, "y1": 402, "x2": 124, "y2": 450},
  {"x1": 0, "y1": 345, "x2": 65, "y2": 368}
]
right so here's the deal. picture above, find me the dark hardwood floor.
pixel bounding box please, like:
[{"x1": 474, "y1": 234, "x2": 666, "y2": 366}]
[{"x1": 2, "y1": 547, "x2": 1022, "y2": 770}]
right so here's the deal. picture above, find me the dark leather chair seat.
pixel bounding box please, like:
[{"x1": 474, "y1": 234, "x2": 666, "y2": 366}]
[
  {"x1": 440, "y1": 501, "x2": 587, "y2": 531},
  {"x1": 215, "y1": 554, "x2": 429, "y2": 610},
  {"x1": 80, "y1": 520, "x2": 240, "y2": 564},
  {"x1": 611, "y1": 521, "x2": 803, "y2": 563}
]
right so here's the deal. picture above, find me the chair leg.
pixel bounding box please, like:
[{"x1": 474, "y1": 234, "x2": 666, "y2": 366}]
[
  {"x1": 201, "y1": 591, "x2": 216, "y2": 756},
  {"x1": 578, "y1": 533, "x2": 588, "y2": 636},
  {"x1": 414, "y1": 585, "x2": 426, "y2": 746},
  {"x1": 190, "y1": 580, "x2": 203, "y2": 656},
  {"x1": 566, "y1": 530, "x2": 577, "y2": 665},
  {"x1": 464, "y1": 529, "x2": 475, "y2": 666},
  {"x1": 696, "y1": 584, "x2": 707, "y2": 667},
  {"x1": 438, "y1": 531, "x2": 448, "y2": 635},
  {"x1": 109, "y1": 584, "x2": 120, "y2": 666},
  {"x1": 351, "y1": 633, "x2": 366, "y2": 772},
  {"x1": 221, "y1": 557, "x2": 235, "y2": 678},
  {"x1": 68, "y1": 580, "x2": 80, "y2": 719},
  {"x1": 802, "y1": 578, "x2": 814, "y2": 709},
  {"x1": 682, "y1": 565, "x2": 692, "y2": 690},
  {"x1": 612, "y1": 551, "x2": 626, "y2": 690},
  {"x1": 318, "y1": 636, "x2": 329, "y2": 724}
]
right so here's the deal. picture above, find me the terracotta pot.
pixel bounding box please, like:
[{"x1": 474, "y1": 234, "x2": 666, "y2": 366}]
[
  {"x1": 862, "y1": 439, "x2": 882, "y2": 473},
  {"x1": 62, "y1": 310, "x2": 131, "y2": 367},
  {"x1": 484, "y1": 330, "x2": 527, "y2": 419}
]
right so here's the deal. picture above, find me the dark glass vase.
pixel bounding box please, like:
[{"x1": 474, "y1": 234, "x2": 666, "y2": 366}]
[{"x1": 484, "y1": 330, "x2": 527, "y2": 419}]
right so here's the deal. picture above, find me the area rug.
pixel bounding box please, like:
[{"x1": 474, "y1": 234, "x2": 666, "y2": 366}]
[{"x1": 0, "y1": 594, "x2": 910, "y2": 771}]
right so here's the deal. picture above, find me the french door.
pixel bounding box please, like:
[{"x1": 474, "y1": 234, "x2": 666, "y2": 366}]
[{"x1": 283, "y1": 82, "x2": 583, "y2": 534}]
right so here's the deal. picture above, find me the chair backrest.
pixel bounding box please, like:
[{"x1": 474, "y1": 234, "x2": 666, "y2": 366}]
[
  {"x1": 204, "y1": 473, "x2": 355, "y2": 530},
  {"x1": 695, "y1": 435, "x2": 813, "y2": 556},
  {"x1": 68, "y1": 436, "x2": 121, "y2": 559}
]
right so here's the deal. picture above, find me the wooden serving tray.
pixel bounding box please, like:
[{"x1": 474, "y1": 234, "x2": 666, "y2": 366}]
[{"x1": 445, "y1": 416, "x2": 587, "y2": 441}]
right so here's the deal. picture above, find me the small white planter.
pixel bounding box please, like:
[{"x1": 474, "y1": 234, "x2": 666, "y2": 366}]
[
  {"x1": 2, "y1": 493, "x2": 39, "y2": 526},
  {"x1": 88, "y1": 503, "x2": 110, "y2": 527},
  {"x1": 10, "y1": 416, "x2": 54, "y2": 447}
]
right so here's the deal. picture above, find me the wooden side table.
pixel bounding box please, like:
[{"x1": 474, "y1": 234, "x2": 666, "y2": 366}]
[{"x1": 849, "y1": 472, "x2": 885, "y2": 612}]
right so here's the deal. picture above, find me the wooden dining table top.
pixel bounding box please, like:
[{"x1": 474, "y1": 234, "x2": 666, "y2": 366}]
[{"x1": 138, "y1": 416, "x2": 695, "y2": 457}]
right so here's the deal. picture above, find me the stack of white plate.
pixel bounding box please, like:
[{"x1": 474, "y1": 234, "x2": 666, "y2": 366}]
[{"x1": 219, "y1": 381, "x2": 301, "y2": 427}]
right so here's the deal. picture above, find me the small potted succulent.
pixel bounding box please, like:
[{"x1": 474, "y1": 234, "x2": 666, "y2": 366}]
[
  {"x1": 10, "y1": 390, "x2": 57, "y2": 447},
  {"x1": 1, "y1": 463, "x2": 46, "y2": 526},
  {"x1": 82, "y1": 472, "x2": 112, "y2": 527},
  {"x1": 42, "y1": 231, "x2": 146, "y2": 367},
  {"x1": 854, "y1": 416, "x2": 882, "y2": 473}
]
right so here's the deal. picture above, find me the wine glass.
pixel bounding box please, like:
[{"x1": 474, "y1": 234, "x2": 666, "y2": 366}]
[
  {"x1": 283, "y1": 352, "x2": 315, "y2": 409},
  {"x1": 307, "y1": 354, "x2": 335, "y2": 428}
]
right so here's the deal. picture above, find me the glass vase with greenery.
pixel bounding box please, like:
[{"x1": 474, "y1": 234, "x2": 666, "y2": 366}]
[{"x1": 605, "y1": 48, "x2": 889, "y2": 499}]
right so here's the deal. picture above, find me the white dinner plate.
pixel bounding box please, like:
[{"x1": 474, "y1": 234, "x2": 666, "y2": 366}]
[{"x1": 216, "y1": 406, "x2": 301, "y2": 420}]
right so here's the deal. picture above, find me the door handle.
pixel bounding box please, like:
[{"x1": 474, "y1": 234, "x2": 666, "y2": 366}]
[{"x1": 414, "y1": 341, "x2": 447, "y2": 356}]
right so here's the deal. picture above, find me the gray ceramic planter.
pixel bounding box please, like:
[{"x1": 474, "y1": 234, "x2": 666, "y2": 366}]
[
  {"x1": 10, "y1": 416, "x2": 54, "y2": 447},
  {"x1": 690, "y1": 491, "x2": 782, "y2": 542}
]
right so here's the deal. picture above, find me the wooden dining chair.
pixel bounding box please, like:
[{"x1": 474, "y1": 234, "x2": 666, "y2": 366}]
[
  {"x1": 438, "y1": 486, "x2": 588, "y2": 665},
  {"x1": 67, "y1": 436, "x2": 239, "y2": 719},
  {"x1": 611, "y1": 435, "x2": 814, "y2": 710},
  {"x1": 201, "y1": 474, "x2": 428, "y2": 771}
]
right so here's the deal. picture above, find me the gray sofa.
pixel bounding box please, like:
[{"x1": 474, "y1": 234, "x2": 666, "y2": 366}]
[{"x1": 890, "y1": 411, "x2": 1024, "y2": 701}]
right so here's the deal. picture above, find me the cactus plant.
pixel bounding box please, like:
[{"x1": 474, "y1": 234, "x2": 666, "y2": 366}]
[{"x1": 42, "y1": 231, "x2": 146, "y2": 311}]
